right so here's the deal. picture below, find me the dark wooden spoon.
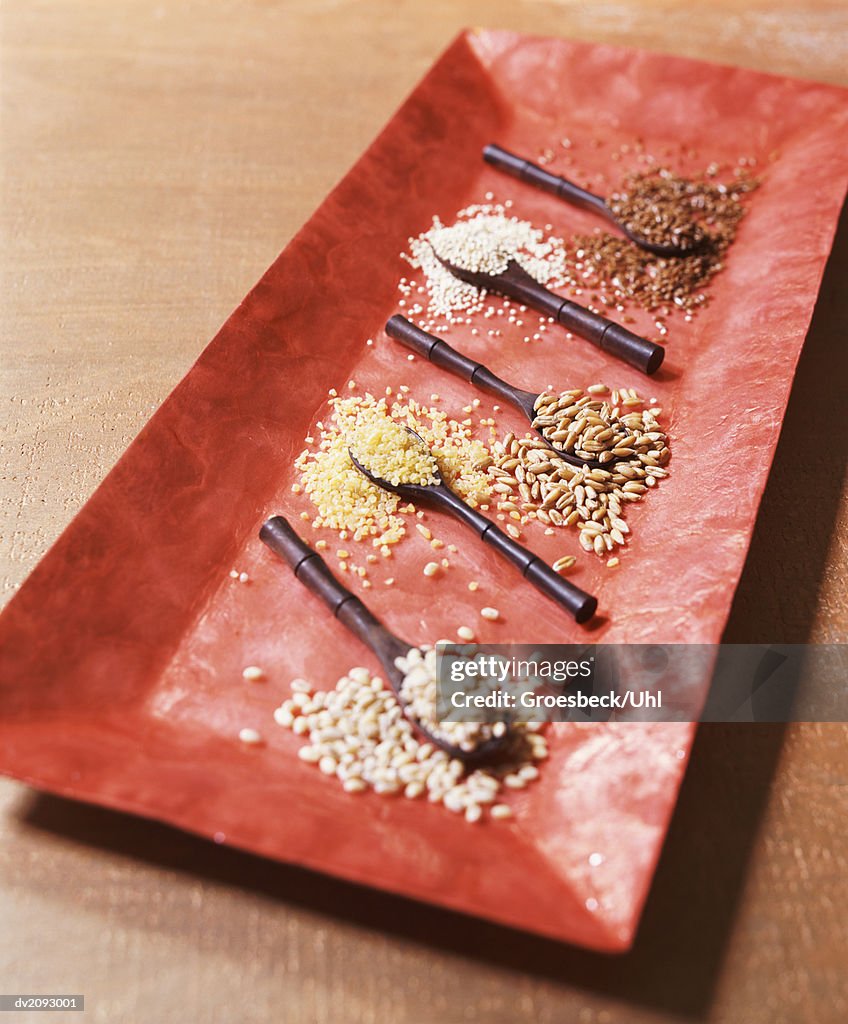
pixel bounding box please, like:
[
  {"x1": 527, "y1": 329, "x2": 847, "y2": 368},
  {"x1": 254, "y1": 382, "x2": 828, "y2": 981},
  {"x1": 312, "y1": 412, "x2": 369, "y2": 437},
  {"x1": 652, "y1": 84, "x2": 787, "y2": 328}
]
[
  {"x1": 347, "y1": 433, "x2": 598, "y2": 625},
  {"x1": 387, "y1": 315, "x2": 633, "y2": 471},
  {"x1": 260, "y1": 515, "x2": 513, "y2": 766},
  {"x1": 483, "y1": 143, "x2": 703, "y2": 258},
  {"x1": 432, "y1": 250, "x2": 664, "y2": 376}
]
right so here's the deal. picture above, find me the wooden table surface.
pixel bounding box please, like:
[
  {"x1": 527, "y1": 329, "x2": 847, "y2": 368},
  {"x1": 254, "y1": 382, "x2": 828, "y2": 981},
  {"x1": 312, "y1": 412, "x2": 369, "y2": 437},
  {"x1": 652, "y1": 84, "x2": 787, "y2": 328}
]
[{"x1": 1, "y1": 2, "x2": 846, "y2": 1022}]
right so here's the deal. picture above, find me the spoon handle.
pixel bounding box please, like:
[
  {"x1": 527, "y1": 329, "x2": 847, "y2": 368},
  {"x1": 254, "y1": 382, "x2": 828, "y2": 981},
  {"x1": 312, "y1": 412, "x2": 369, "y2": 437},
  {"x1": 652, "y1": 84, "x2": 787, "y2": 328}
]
[
  {"x1": 484, "y1": 143, "x2": 610, "y2": 218},
  {"x1": 491, "y1": 266, "x2": 664, "y2": 376},
  {"x1": 386, "y1": 315, "x2": 536, "y2": 415},
  {"x1": 557, "y1": 303, "x2": 665, "y2": 376},
  {"x1": 260, "y1": 516, "x2": 402, "y2": 662},
  {"x1": 430, "y1": 487, "x2": 597, "y2": 624}
]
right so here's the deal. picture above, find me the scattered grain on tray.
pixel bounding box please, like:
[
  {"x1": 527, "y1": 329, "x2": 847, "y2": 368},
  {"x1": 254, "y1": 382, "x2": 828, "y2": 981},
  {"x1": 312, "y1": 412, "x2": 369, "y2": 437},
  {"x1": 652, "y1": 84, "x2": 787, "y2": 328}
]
[
  {"x1": 423, "y1": 561, "x2": 440, "y2": 577},
  {"x1": 553, "y1": 555, "x2": 577, "y2": 572},
  {"x1": 238, "y1": 728, "x2": 263, "y2": 746},
  {"x1": 480, "y1": 607, "x2": 500, "y2": 621},
  {"x1": 242, "y1": 666, "x2": 265, "y2": 682},
  {"x1": 531, "y1": 387, "x2": 669, "y2": 464},
  {"x1": 457, "y1": 626, "x2": 475, "y2": 641}
]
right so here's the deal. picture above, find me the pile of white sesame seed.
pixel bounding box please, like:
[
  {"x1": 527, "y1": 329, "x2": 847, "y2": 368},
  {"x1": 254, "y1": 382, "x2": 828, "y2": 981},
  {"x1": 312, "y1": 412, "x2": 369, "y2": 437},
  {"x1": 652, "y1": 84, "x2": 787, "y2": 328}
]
[
  {"x1": 402, "y1": 202, "x2": 567, "y2": 330},
  {"x1": 273, "y1": 664, "x2": 548, "y2": 822}
]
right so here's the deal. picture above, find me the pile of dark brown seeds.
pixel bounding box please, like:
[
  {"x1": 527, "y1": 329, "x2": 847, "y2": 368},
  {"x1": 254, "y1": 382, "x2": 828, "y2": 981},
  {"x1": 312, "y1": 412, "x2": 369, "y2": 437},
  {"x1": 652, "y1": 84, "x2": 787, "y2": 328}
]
[
  {"x1": 607, "y1": 172, "x2": 708, "y2": 253},
  {"x1": 564, "y1": 167, "x2": 759, "y2": 316}
]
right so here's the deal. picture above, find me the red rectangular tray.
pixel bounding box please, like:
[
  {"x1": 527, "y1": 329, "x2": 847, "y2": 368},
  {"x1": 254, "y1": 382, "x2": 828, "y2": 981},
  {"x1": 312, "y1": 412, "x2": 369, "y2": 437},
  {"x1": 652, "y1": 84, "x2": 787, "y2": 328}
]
[{"x1": 1, "y1": 29, "x2": 846, "y2": 950}]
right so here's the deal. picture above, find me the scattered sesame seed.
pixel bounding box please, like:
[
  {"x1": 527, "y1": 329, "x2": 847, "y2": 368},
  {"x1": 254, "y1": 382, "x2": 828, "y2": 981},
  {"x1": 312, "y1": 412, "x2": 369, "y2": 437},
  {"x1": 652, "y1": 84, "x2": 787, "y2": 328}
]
[
  {"x1": 491, "y1": 804, "x2": 513, "y2": 820},
  {"x1": 242, "y1": 666, "x2": 265, "y2": 682},
  {"x1": 238, "y1": 728, "x2": 263, "y2": 746},
  {"x1": 457, "y1": 626, "x2": 475, "y2": 641},
  {"x1": 480, "y1": 607, "x2": 499, "y2": 621},
  {"x1": 553, "y1": 555, "x2": 577, "y2": 572},
  {"x1": 423, "y1": 562, "x2": 439, "y2": 577}
]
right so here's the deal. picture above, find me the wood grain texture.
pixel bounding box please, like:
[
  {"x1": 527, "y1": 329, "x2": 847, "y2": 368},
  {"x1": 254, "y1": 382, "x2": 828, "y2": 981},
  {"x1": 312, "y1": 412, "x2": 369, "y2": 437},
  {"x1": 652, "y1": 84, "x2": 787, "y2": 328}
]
[{"x1": 1, "y1": 2, "x2": 846, "y2": 1023}]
